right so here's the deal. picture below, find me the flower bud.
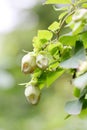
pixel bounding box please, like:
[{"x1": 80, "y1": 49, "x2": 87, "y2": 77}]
[
  {"x1": 77, "y1": 61, "x2": 87, "y2": 76},
  {"x1": 72, "y1": 9, "x2": 87, "y2": 22},
  {"x1": 36, "y1": 54, "x2": 48, "y2": 69},
  {"x1": 24, "y1": 85, "x2": 41, "y2": 104},
  {"x1": 21, "y1": 52, "x2": 36, "y2": 74}
]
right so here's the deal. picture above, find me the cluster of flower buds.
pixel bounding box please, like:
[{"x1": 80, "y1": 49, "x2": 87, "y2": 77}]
[
  {"x1": 21, "y1": 52, "x2": 49, "y2": 74},
  {"x1": 21, "y1": 52, "x2": 49, "y2": 104}
]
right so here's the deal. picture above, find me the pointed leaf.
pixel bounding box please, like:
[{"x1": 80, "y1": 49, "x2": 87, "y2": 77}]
[
  {"x1": 38, "y1": 69, "x2": 64, "y2": 89},
  {"x1": 79, "y1": 31, "x2": 87, "y2": 48},
  {"x1": 46, "y1": 69, "x2": 64, "y2": 87},
  {"x1": 48, "y1": 21, "x2": 60, "y2": 32},
  {"x1": 38, "y1": 30, "x2": 53, "y2": 40},
  {"x1": 73, "y1": 87, "x2": 80, "y2": 97},
  {"x1": 59, "y1": 12, "x2": 67, "y2": 20},
  {"x1": 59, "y1": 32, "x2": 78, "y2": 46}
]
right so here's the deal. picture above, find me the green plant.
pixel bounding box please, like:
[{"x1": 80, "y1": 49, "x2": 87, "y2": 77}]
[{"x1": 21, "y1": 0, "x2": 87, "y2": 116}]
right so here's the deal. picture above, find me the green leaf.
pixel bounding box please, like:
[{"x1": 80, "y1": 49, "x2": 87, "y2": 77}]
[
  {"x1": 59, "y1": 32, "x2": 78, "y2": 46},
  {"x1": 73, "y1": 87, "x2": 80, "y2": 98},
  {"x1": 64, "y1": 114, "x2": 71, "y2": 120},
  {"x1": 33, "y1": 36, "x2": 42, "y2": 51},
  {"x1": 82, "y1": 99, "x2": 87, "y2": 110},
  {"x1": 47, "y1": 42, "x2": 62, "y2": 55},
  {"x1": 79, "y1": 31, "x2": 87, "y2": 48},
  {"x1": 60, "y1": 41, "x2": 86, "y2": 68},
  {"x1": 61, "y1": 46, "x2": 72, "y2": 61},
  {"x1": 73, "y1": 72, "x2": 87, "y2": 89},
  {"x1": 33, "y1": 30, "x2": 53, "y2": 52},
  {"x1": 45, "y1": 0, "x2": 71, "y2": 4},
  {"x1": 48, "y1": 21, "x2": 60, "y2": 32},
  {"x1": 66, "y1": 14, "x2": 72, "y2": 25},
  {"x1": 59, "y1": 11, "x2": 67, "y2": 20},
  {"x1": 65, "y1": 100, "x2": 83, "y2": 115},
  {"x1": 49, "y1": 61, "x2": 59, "y2": 70},
  {"x1": 79, "y1": 107, "x2": 87, "y2": 118},
  {"x1": 46, "y1": 69, "x2": 64, "y2": 87},
  {"x1": 38, "y1": 30, "x2": 53, "y2": 40},
  {"x1": 38, "y1": 69, "x2": 64, "y2": 89}
]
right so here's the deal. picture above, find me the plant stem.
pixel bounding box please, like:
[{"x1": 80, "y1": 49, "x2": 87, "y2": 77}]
[{"x1": 57, "y1": 10, "x2": 75, "y2": 38}]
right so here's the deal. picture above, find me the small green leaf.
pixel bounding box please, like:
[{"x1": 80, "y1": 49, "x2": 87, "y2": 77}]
[
  {"x1": 64, "y1": 114, "x2": 71, "y2": 120},
  {"x1": 66, "y1": 14, "x2": 72, "y2": 25},
  {"x1": 59, "y1": 32, "x2": 78, "y2": 46},
  {"x1": 38, "y1": 30, "x2": 53, "y2": 40},
  {"x1": 38, "y1": 69, "x2": 64, "y2": 89},
  {"x1": 49, "y1": 61, "x2": 59, "y2": 70},
  {"x1": 47, "y1": 42, "x2": 62, "y2": 55},
  {"x1": 45, "y1": 0, "x2": 71, "y2": 4},
  {"x1": 79, "y1": 31, "x2": 87, "y2": 48},
  {"x1": 33, "y1": 36, "x2": 41, "y2": 51},
  {"x1": 79, "y1": 106, "x2": 87, "y2": 118},
  {"x1": 59, "y1": 12, "x2": 67, "y2": 20},
  {"x1": 82, "y1": 99, "x2": 87, "y2": 109},
  {"x1": 73, "y1": 87, "x2": 80, "y2": 97},
  {"x1": 33, "y1": 30, "x2": 53, "y2": 52},
  {"x1": 48, "y1": 21, "x2": 60, "y2": 32},
  {"x1": 65, "y1": 100, "x2": 83, "y2": 115},
  {"x1": 46, "y1": 69, "x2": 64, "y2": 87}
]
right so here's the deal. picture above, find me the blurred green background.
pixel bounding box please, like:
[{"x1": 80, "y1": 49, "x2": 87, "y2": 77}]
[{"x1": 0, "y1": 0, "x2": 87, "y2": 130}]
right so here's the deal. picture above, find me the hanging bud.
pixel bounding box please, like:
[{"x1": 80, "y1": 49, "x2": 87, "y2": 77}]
[
  {"x1": 36, "y1": 54, "x2": 49, "y2": 70},
  {"x1": 21, "y1": 52, "x2": 36, "y2": 74},
  {"x1": 24, "y1": 85, "x2": 41, "y2": 104},
  {"x1": 72, "y1": 9, "x2": 87, "y2": 22}
]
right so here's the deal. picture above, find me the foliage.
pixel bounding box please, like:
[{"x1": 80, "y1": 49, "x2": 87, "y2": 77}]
[{"x1": 21, "y1": 0, "x2": 87, "y2": 117}]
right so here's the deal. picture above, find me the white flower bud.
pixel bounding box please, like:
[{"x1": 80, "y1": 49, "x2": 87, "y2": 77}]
[
  {"x1": 72, "y1": 9, "x2": 87, "y2": 22},
  {"x1": 24, "y1": 85, "x2": 40, "y2": 104},
  {"x1": 21, "y1": 52, "x2": 36, "y2": 74},
  {"x1": 77, "y1": 61, "x2": 87, "y2": 76},
  {"x1": 36, "y1": 54, "x2": 48, "y2": 69}
]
